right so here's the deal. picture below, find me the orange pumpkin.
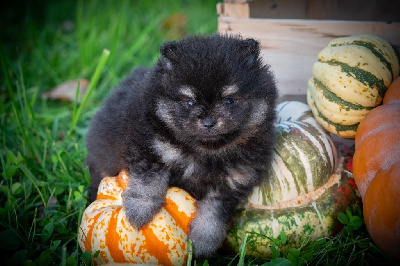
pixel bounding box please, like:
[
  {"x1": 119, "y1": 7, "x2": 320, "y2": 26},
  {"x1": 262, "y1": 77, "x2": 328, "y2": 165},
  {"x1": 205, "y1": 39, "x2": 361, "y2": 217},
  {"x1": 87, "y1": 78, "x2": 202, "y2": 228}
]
[
  {"x1": 383, "y1": 76, "x2": 400, "y2": 104},
  {"x1": 78, "y1": 171, "x2": 196, "y2": 265},
  {"x1": 353, "y1": 76, "x2": 400, "y2": 262},
  {"x1": 353, "y1": 104, "x2": 400, "y2": 197},
  {"x1": 363, "y1": 162, "x2": 400, "y2": 262}
]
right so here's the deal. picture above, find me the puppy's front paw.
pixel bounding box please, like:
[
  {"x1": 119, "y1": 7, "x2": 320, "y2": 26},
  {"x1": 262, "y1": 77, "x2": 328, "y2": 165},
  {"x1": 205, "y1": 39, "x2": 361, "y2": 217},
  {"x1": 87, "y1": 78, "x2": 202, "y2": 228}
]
[
  {"x1": 188, "y1": 214, "x2": 227, "y2": 258},
  {"x1": 123, "y1": 191, "x2": 165, "y2": 228}
]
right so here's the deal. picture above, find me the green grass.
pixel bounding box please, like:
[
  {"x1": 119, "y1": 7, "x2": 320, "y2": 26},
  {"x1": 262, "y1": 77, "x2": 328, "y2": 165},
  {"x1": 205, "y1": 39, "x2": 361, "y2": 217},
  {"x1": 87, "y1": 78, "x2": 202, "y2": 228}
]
[
  {"x1": 1, "y1": 1, "x2": 219, "y2": 264},
  {"x1": 0, "y1": 0, "x2": 397, "y2": 265}
]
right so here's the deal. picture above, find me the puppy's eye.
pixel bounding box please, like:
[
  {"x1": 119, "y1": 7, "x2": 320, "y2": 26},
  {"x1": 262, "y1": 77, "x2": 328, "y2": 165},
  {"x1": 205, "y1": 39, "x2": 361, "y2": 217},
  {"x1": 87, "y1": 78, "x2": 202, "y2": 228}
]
[
  {"x1": 222, "y1": 98, "x2": 235, "y2": 105},
  {"x1": 186, "y1": 100, "x2": 196, "y2": 106}
]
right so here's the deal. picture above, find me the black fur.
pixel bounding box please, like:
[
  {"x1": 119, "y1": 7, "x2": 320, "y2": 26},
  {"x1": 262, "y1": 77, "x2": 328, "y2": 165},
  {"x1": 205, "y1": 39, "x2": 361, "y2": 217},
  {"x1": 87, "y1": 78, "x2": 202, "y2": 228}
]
[{"x1": 86, "y1": 34, "x2": 278, "y2": 258}]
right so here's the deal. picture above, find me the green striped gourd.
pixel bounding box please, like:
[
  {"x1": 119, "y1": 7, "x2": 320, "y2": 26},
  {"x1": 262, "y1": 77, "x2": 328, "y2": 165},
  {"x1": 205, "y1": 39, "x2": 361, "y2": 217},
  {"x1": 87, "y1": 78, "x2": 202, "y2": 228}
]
[
  {"x1": 226, "y1": 101, "x2": 360, "y2": 258},
  {"x1": 248, "y1": 101, "x2": 338, "y2": 206},
  {"x1": 307, "y1": 34, "x2": 400, "y2": 138}
]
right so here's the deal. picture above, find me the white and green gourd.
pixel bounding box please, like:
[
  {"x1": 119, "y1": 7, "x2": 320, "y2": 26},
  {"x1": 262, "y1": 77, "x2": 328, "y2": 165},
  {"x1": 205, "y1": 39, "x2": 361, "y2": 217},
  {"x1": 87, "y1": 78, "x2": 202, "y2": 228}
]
[
  {"x1": 248, "y1": 101, "x2": 338, "y2": 206},
  {"x1": 226, "y1": 101, "x2": 360, "y2": 258},
  {"x1": 307, "y1": 34, "x2": 400, "y2": 138}
]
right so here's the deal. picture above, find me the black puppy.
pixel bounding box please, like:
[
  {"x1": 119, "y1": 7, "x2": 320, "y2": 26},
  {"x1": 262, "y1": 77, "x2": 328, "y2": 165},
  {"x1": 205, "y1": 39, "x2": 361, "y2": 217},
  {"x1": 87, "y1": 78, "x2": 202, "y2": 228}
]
[{"x1": 86, "y1": 34, "x2": 277, "y2": 258}]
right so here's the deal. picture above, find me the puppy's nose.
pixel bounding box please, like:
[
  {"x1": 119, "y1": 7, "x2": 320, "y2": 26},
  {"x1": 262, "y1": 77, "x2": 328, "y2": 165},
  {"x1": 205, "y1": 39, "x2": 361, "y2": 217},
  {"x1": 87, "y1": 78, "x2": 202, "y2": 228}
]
[{"x1": 202, "y1": 118, "x2": 216, "y2": 129}]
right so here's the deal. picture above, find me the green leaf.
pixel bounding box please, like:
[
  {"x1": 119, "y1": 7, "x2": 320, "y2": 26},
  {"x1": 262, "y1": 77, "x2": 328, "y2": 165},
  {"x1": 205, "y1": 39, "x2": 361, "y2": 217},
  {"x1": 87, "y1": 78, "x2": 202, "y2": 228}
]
[
  {"x1": 9, "y1": 249, "x2": 28, "y2": 266},
  {"x1": 81, "y1": 251, "x2": 92, "y2": 265},
  {"x1": 264, "y1": 258, "x2": 291, "y2": 266},
  {"x1": 7, "y1": 151, "x2": 17, "y2": 165},
  {"x1": 66, "y1": 256, "x2": 77, "y2": 266},
  {"x1": 0, "y1": 229, "x2": 21, "y2": 250},
  {"x1": 348, "y1": 216, "x2": 363, "y2": 230},
  {"x1": 22, "y1": 179, "x2": 32, "y2": 198},
  {"x1": 356, "y1": 206, "x2": 363, "y2": 217},
  {"x1": 301, "y1": 250, "x2": 314, "y2": 262},
  {"x1": 287, "y1": 248, "x2": 300, "y2": 266},
  {"x1": 55, "y1": 221, "x2": 69, "y2": 235},
  {"x1": 338, "y1": 212, "x2": 349, "y2": 225},
  {"x1": 315, "y1": 238, "x2": 327, "y2": 247},
  {"x1": 35, "y1": 248, "x2": 52, "y2": 266},
  {"x1": 0, "y1": 207, "x2": 6, "y2": 217},
  {"x1": 279, "y1": 231, "x2": 288, "y2": 245},
  {"x1": 345, "y1": 225, "x2": 353, "y2": 234},
  {"x1": 50, "y1": 240, "x2": 61, "y2": 252},
  {"x1": 20, "y1": 164, "x2": 43, "y2": 198},
  {"x1": 41, "y1": 222, "x2": 54, "y2": 242},
  {"x1": 3, "y1": 165, "x2": 18, "y2": 179},
  {"x1": 346, "y1": 206, "x2": 353, "y2": 220},
  {"x1": 16, "y1": 152, "x2": 24, "y2": 164},
  {"x1": 5, "y1": 197, "x2": 17, "y2": 211},
  {"x1": 11, "y1": 182, "x2": 22, "y2": 194},
  {"x1": 55, "y1": 186, "x2": 65, "y2": 195},
  {"x1": 74, "y1": 190, "x2": 82, "y2": 201},
  {"x1": 270, "y1": 243, "x2": 280, "y2": 260},
  {"x1": 0, "y1": 185, "x2": 10, "y2": 195}
]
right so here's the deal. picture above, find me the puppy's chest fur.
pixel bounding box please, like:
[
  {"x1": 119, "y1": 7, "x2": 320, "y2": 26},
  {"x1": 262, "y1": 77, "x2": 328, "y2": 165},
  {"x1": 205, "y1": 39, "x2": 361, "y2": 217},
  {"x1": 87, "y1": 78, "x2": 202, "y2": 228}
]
[{"x1": 152, "y1": 137, "x2": 256, "y2": 200}]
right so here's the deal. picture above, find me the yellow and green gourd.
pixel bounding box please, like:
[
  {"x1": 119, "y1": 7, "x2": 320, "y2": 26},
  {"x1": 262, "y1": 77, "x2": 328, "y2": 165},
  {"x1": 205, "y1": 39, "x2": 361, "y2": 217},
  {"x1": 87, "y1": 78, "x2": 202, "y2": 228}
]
[{"x1": 307, "y1": 34, "x2": 400, "y2": 138}]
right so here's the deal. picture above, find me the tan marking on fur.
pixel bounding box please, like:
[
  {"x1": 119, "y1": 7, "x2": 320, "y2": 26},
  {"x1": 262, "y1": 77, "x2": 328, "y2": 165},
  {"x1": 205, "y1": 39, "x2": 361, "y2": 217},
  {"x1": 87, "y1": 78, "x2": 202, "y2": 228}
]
[
  {"x1": 179, "y1": 86, "x2": 196, "y2": 99},
  {"x1": 248, "y1": 100, "x2": 268, "y2": 126},
  {"x1": 156, "y1": 100, "x2": 174, "y2": 125},
  {"x1": 183, "y1": 161, "x2": 195, "y2": 179},
  {"x1": 221, "y1": 84, "x2": 239, "y2": 97},
  {"x1": 153, "y1": 138, "x2": 182, "y2": 164},
  {"x1": 226, "y1": 168, "x2": 254, "y2": 190}
]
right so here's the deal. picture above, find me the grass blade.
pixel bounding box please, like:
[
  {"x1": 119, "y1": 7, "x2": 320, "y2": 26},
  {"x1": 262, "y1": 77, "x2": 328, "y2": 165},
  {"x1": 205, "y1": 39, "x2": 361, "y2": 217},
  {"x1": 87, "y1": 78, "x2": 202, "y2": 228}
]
[
  {"x1": 69, "y1": 49, "x2": 110, "y2": 136},
  {"x1": 20, "y1": 164, "x2": 46, "y2": 207},
  {"x1": 70, "y1": 80, "x2": 81, "y2": 131},
  {"x1": 187, "y1": 238, "x2": 193, "y2": 266},
  {"x1": 238, "y1": 233, "x2": 249, "y2": 266}
]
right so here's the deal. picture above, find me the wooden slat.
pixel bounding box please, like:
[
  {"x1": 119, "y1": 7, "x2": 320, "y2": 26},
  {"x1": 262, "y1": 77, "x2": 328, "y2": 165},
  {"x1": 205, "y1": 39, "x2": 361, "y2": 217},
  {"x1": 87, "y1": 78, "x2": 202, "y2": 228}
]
[
  {"x1": 248, "y1": 0, "x2": 309, "y2": 19},
  {"x1": 218, "y1": 17, "x2": 400, "y2": 95},
  {"x1": 306, "y1": 0, "x2": 400, "y2": 21},
  {"x1": 219, "y1": 2, "x2": 250, "y2": 18},
  {"x1": 246, "y1": 0, "x2": 400, "y2": 22},
  {"x1": 225, "y1": 0, "x2": 251, "y2": 2}
]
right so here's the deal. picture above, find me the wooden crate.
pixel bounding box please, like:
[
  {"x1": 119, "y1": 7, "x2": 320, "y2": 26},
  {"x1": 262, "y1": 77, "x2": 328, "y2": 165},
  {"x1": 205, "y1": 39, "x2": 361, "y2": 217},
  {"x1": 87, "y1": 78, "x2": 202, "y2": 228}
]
[{"x1": 217, "y1": 0, "x2": 400, "y2": 98}]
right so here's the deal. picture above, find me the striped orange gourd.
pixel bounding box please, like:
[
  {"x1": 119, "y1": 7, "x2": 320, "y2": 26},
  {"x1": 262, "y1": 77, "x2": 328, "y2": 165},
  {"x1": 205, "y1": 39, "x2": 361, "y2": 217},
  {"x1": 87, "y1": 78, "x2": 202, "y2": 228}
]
[{"x1": 78, "y1": 171, "x2": 196, "y2": 265}]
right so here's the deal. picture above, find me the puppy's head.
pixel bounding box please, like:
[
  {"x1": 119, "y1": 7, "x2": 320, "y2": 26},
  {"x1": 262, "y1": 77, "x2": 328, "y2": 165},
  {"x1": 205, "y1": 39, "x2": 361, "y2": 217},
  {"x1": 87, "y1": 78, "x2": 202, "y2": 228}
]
[{"x1": 155, "y1": 34, "x2": 277, "y2": 151}]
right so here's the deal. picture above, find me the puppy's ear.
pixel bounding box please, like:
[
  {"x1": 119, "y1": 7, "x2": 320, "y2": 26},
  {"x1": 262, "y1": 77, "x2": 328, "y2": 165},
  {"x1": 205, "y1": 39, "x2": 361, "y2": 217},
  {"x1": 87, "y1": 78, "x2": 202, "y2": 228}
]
[
  {"x1": 160, "y1": 41, "x2": 179, "y2": 70},
  {"x1": 240, "y1": 38, "x2": 260, "y2": 66}
]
